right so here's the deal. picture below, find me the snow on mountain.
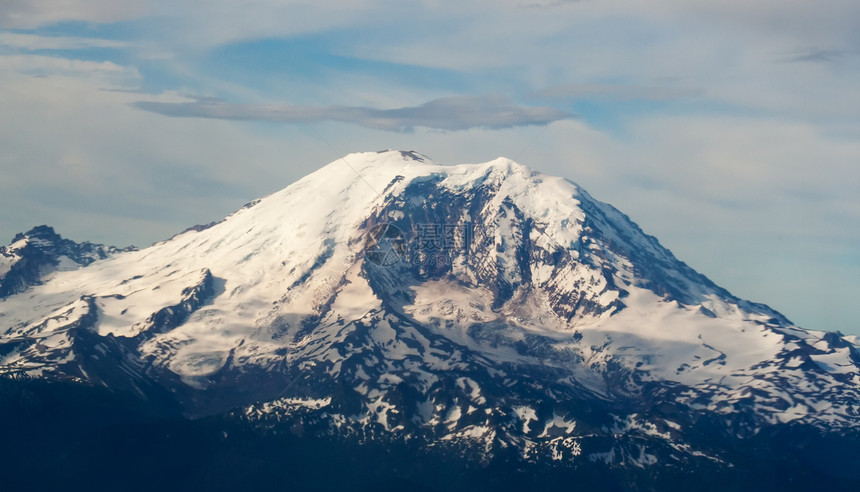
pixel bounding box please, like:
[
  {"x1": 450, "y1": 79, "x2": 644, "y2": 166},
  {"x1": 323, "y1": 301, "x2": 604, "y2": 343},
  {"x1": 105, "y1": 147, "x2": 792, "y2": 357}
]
[{"x1": 1, "y1": 150, "x2": 859, "y2": 467}]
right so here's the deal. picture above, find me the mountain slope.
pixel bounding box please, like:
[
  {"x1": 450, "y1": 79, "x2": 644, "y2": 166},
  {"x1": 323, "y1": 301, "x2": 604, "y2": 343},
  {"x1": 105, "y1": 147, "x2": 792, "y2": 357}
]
[{"x1": 1, "y1": 150, "x2": 858, "y2": 471}]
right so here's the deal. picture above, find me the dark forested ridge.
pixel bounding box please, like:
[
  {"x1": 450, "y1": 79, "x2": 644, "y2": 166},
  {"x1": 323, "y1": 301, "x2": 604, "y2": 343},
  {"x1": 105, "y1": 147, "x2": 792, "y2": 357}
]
[{"x1": 2, "y1": 377, "x2": 859, "y2": 492}]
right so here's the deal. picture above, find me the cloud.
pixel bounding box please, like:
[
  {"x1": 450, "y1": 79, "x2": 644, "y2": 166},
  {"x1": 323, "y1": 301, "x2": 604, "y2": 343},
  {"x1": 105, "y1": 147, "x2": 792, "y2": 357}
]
[
  {"x1": 0, "y1": 54, "x2": 132, "y2": 74},
  {"x1": 0, "y1": 32, "x2": 129, "y2": 51},
  {"x1": 777, "y1": 47, "x2": 848, "y2": 63},
  {"x1": 534, "y1": 84, "x2": 704, "y2": 102},
  {"x1": 132, "y1": 94, "x2": 571, "y2": 131},
  {"x1": 517, "y1": 0, "x2": 583, "y2": 9},
  {"x1": 0, "y1": 0, "x2": 146, "y2": 28},
  {"x1": 0, "y1": 54, "x2": 140, "y2": 88}
]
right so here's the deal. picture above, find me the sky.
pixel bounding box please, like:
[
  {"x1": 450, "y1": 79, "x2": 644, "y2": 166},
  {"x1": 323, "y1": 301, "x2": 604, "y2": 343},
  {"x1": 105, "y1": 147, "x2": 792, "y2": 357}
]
[{"x1": 0, "y1": 0, "x2": 858, "y2": 335}]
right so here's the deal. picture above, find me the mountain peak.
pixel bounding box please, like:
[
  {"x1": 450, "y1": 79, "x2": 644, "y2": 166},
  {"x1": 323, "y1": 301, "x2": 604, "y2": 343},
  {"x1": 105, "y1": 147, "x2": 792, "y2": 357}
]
[
  {"x1": 0, "y1": 225, "x2": 135, "y2": 298},
  {"x1": 11, "y1": 224, "x2": 59, "y2": 244}
]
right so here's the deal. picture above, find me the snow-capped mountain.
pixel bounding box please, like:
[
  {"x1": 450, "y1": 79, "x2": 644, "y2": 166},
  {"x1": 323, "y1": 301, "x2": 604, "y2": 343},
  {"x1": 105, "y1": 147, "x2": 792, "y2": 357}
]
[
  {"x1": 0, "y1": 225, "x2": 135, "y2": 298},
  {"x1": 1, "y1": 150, "x2": 859, "y2": 473}
]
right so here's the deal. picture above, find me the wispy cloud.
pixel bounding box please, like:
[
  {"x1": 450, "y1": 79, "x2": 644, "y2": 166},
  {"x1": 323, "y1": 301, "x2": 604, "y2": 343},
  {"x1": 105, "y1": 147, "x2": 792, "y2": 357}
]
[
  {"x1": 518, "y1": 0, "x2": 583, "y2": 9},
  {"x1": 0, "y1": 32, "x2": 129, "y2": 51},
  {"x1": 534, "y1": 84, "x2": 703, "y2": 102},
  {"x1": 0, "y1": 0, "x2": 145, "y2": 29},
  {"x1": 777, "y1": 47, "x2": 847, "y2": 63},
  {"x1": 133, "y1": 94, "x2": 571, "y2": 132},
  {"x1": 0, "y1": 54, "x2": 138, "y2": 83}
]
